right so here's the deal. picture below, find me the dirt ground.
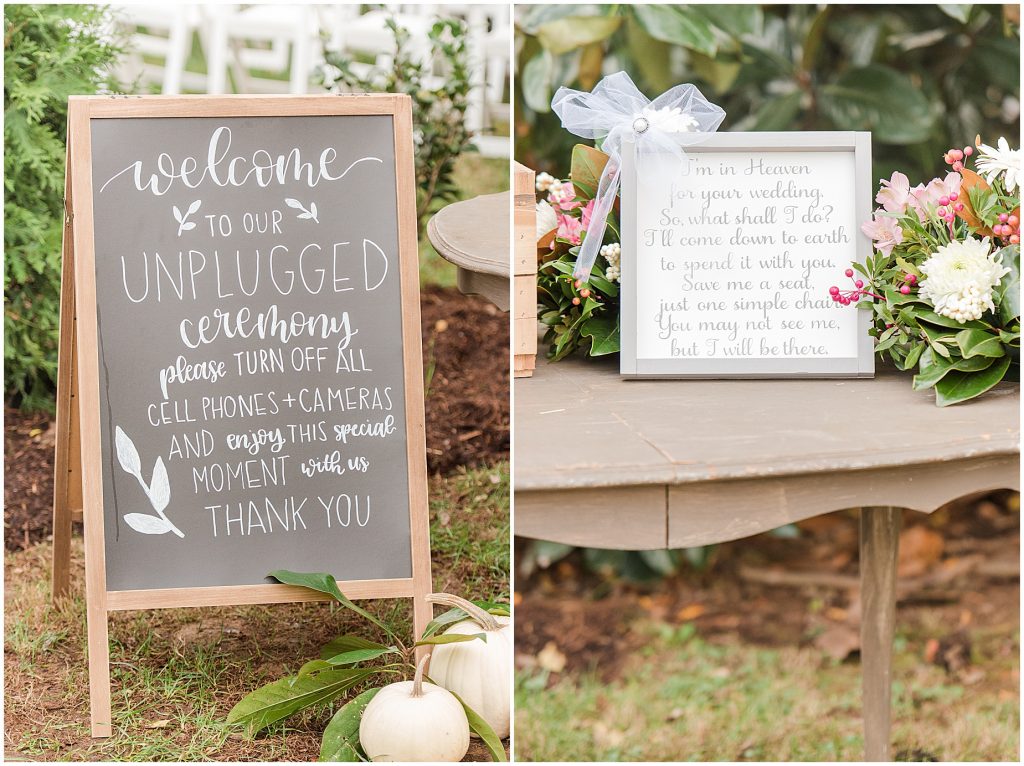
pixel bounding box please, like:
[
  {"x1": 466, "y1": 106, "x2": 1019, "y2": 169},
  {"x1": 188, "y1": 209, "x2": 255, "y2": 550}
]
[
  {"x1": 515, "y1": 493, "x2": 1019, "y2": 760},
  {"x1": 4, "y1": 286, "x2": 509, "y2": 553},
  {"x1": 516, "y1": 492, "x2": 1019, "y2": 678}
]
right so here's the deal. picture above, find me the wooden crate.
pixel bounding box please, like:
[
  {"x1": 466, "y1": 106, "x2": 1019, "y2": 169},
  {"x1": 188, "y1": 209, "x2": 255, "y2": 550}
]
[{"x1": 513, "y1": 161, "x2": 537, "y2": 378}]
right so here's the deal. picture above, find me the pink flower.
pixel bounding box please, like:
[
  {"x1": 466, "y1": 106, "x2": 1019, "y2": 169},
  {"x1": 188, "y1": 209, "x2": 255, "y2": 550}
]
[
  {"x1": 876, "y1": 171, "x2": 911, "y2": 213},
  {"x1": 549, "y1": 182, "x2": 580, "y2": 212},
  {"x1": 908, "y1": 173, "x2": 961, "y2": 221},
  {"x1": 556, "y1": 214, "x2": 583, "y2": 245},
  {"x1": 861, "y1": 211, "x2": 904, "y2": 257},
  {"x1": 580, "y1": 199, "x2": 596, "y2": 231}
]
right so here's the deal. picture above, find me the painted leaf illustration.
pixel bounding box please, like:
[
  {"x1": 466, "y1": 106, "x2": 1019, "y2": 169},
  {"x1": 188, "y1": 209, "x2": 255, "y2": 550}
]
[
  {"x1": 115, "y1": 426, "x2": 142, "y2": 477},
  {"x1": 298, "y1": 212, "x2": 312, "y2": 220},
  {"x1": 123, "y1": 513, "x2": 174, "y2": 535},
  {"x1": 172, "y1": 205, "x2": 183, "y2": 223},
  {"x1": 187, "y1": 199, "x2": 201, "y2": 215},
  {"x1": 149, "y1": 456, "x2": 171, "y2": 513},
  {"x1": 285, "y1": 198, "x2": 303, "y2": 209},
  {"x1": 309, "y1": 202, "x2": 318, "y2": 219},
  {"x1": 181, "y1": 222, "x2": 196, "y2": 231}
]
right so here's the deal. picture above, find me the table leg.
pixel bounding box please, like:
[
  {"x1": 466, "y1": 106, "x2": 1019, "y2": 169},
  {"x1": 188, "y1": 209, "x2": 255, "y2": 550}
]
[{"x1": 860, "y1": 506, "x2": 902, "y2": 761}]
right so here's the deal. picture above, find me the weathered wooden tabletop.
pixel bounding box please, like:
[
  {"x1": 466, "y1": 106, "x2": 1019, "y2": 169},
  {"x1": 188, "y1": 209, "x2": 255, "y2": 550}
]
[
  {"x1": 426, "y1": 191, "x2": 510, "y2": 311},
  {"x1": 515, "y1": 353, "x2": 1020, "y2": 549}
]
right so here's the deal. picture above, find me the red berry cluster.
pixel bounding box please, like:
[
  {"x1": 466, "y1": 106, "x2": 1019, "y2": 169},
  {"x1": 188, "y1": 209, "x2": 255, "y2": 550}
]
[
  {"x1": 944, "y1": 144, "x2": 1020, "y2": 245},
  {"x1": 829, "y1": 268, "x2": 883, "y2": 305}
]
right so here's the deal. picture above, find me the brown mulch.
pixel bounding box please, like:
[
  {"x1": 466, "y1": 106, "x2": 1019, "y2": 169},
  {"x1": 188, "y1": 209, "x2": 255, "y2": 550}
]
[
  {"x1": 4, "y1": 286, "x2": 509, "y2": 553},
  {"x1": 419, "y1": 287, "x2": 509, "y2": 475},
  {"x1": 515, "y1": 492, "x2": 1020, "y2": 681}
]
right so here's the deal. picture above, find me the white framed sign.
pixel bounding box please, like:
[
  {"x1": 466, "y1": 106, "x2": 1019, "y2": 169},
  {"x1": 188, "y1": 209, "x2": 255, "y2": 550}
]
[{"x1": 620, "y1": 131, "x2": 874, "y2": 378}]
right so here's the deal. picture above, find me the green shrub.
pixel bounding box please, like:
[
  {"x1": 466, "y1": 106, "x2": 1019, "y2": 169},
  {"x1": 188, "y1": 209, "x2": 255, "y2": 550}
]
[
  {"x1": 516, "y1": 4, "x2": 1020, "y2": 184},
  {"x1": 4, "y1": 4, "x2": 122, "y2": 411}
]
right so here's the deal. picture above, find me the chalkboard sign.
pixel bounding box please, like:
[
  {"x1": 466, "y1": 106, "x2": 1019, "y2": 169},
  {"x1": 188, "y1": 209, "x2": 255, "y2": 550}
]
[
  {"x1": 620, "y1": 132, "x2": 874, "y2": 378},
  {"x1": 55, "y1": 96, "x2": 431, "y2": 737}
]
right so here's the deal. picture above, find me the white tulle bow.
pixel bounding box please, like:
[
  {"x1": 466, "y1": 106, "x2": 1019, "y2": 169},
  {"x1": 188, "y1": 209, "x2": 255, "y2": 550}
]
[{"x1": 551, "y1": 72, "x2": 726, "y2": 281}]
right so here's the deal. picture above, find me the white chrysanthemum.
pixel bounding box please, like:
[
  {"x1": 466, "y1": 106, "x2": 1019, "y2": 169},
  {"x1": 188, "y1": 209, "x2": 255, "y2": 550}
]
[
  {"x1": 536, "y1": 200, "x2": 557, "y2": 240},
  {"x1": 918, "y1": 237, "x2": 1010, "y2": 322},
  {"x1": 536, "y1": 171, "x2": 556, "y2": 192},
  {"x1": 975, "y1": 137, "x2": 1020, "y2": 192},
  {"x1": 640, "y1": 106, "x2": 698, "y2": 134}
]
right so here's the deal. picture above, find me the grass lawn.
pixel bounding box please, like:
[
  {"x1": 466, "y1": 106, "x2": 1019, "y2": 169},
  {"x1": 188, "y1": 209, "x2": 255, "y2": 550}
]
[
  {"x1": 515, "y1": 615, "x2": 1019, "y2": 762},
  {"x1": 4, "y1": 464, "x2": 509, "y2": 761},
  {"x1": 419, "y1": 154, "x2": 510, "y2": 288}
]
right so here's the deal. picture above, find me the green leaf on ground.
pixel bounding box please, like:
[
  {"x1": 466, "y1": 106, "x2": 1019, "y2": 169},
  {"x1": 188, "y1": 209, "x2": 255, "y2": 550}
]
[
  {"x1": 325, "y1": 647, "x2": 399, "y2": 666},
  {"x1": 415, "y1": 632, "x2": 486, "y2": 647},
  {"x1": 320, "y1": 635, "x2": 390, "y2": 660},
  {"x1": 319, "y1": 687, "x2": 381, "y2": 762},
  {"x1": 450, "y1": 691, "x2": 508, "y2": 761},
  {"x1": 227, "y1": 667, "x2": 377, "y2": 735}
]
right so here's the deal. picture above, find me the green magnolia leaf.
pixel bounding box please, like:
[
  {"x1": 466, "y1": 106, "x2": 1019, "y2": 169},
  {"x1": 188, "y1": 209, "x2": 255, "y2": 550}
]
[
  {"x1": 934, "y1": 354, "x2": 1011, "y2": 406},
  {"x1": 414, "y1": 632, "x2": 486, "y2": 647},
  {"x1": 320, "y1": 635, "x2": 390, "y2": 660},
  {"x1": 325, "y1": 647, "x2": 399, "y2": 666},
  {"x1": 996, "y1": 245, "x2": 1020, "y2": 324},
  {"x1": 227, "y1": 667, "x2": 377, "y2": 735},
  {"x1": 938, "y1": 5, "x2": 973, "y2": 23},
  {"x1": 691, "y1": 4, "x2": 763, "y2": 37},
  {"x1": 820, "y1": 64, "x2": 933, "y2": 144},
  {"x1": 581, "y1": 315, "x2": 620, "y2": 356},
  {"x1": 520, "y1": 52, "x2": 553, "y2": 113},
  {"x1": 570, "y1": 144, "x2": 609, "y2": 201},
  {"x1": 955, "y1": 328, "x2": 1005, "y2": 359},
  {"x1": 318, "y1": 687, "x2": 381, "y2": 762},
  {"x1": 449, "y1": 691, "x2": 507, "y2": 761},
  {"x1": 740, "y1": 91, "x2": 803, "y2": 132},
  {"x1": 268, "y1": 571, "x2": 393, "y2": 638},
  {"x1": 915, "y1": 309, "x2": 991, "y2": 332},
  {"x1": 537, "y1": 15, "x2": 622, "y2": 55},
  {"x1": 631, "y1": 5, "x2": 717, "y2": 55},
  {"x1": 913, "y1": 347, "x2": 994, "y2": 390}
]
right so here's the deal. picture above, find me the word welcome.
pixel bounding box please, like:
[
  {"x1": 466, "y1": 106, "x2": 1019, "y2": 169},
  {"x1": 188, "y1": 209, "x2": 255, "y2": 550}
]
[{"x1": 100, "y1": 126, "x2": 381, "y2": 196}]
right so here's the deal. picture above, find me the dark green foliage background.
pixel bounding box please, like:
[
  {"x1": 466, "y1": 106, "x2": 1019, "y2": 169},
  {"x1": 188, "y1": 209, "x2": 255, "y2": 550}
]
[
  {"x1": 515, "y1": 4, "x2": 1020, "y2": 183},
  {"x1": 4, "y1": 4, "x2": 121, "y2": 410}
]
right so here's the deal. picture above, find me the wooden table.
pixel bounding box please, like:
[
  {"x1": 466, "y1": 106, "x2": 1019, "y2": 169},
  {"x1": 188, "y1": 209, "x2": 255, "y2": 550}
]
[
  {"x1": 427, "y1": 191, "x2": 510, "y2": 311},
  {"x1": 515, "y1": 354, "x2": 1020, "y2": 761}
]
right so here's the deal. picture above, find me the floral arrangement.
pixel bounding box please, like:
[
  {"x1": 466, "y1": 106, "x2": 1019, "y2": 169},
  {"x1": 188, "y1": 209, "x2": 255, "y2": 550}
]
[
  {"x1": 535, "y1": 145, "x2": 623, "y2": 360},
  {"x1": 834, "y1": 137, "x2": 1019, "y2": 405},
  {"x1": 535, "y1": 136, "x2": 1020, "y2": 406}
]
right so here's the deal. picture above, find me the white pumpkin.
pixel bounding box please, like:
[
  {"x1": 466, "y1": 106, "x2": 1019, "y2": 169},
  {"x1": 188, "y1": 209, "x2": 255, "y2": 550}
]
[
  {"x1": 426, "y1": 593, "x2": 512, "y2": 740},
  {"x1": 359, "y1": 656, "x2": 469, "y2": 762}
]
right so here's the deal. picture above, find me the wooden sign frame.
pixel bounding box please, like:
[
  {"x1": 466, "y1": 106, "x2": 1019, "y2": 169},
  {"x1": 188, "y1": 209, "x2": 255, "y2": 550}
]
[
  {"x1": 619, "y1": 131, "x2": 875, "y2": 379},
  {"x1": 51, "y1": 94, "x2": 433, "y2": 738}
]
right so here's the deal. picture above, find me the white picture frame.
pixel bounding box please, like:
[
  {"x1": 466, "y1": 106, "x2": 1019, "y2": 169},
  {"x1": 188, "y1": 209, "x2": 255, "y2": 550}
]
[{"x1": 619, "y1": 131, "x2": 875, "y2": 378}]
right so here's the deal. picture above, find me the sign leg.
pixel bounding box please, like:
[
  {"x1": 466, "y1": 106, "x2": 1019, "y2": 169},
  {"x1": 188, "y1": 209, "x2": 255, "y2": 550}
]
[
  {"x1": 860, "y1": 506, "x2": 901, "y2": 761},
  {"x1": 86, "y1": 601, "x2": 112, "y2": 737},
  {"x1": 52, "y1": 152, "x2": 77, "y2": 601}
]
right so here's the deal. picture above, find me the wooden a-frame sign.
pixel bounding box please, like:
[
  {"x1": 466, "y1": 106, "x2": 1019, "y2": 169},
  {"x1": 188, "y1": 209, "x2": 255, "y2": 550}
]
[{"x1": 51, "y1": 95, "x2": 433, "y2": 738}]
